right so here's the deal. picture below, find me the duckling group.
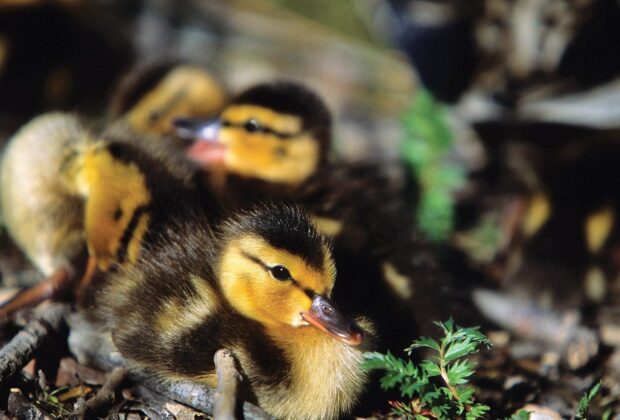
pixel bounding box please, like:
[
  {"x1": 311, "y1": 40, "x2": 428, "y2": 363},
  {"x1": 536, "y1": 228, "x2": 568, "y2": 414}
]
[{"x1": 0, "y1": 65, "x2": 449, "y2": 419}]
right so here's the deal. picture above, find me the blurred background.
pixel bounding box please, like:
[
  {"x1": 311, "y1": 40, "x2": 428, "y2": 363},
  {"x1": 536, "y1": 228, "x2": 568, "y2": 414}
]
[
  {"x1": 2, "y1": 0, "x2": 620, "y2": 416},
  {"x1": 3, "y1": 0, "x2": 620, "y2": 305}
]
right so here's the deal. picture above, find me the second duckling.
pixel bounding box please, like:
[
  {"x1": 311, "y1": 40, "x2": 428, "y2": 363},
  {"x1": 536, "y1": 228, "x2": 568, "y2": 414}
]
[{"x1": 0, "y1": 112, "x2": 204, "y2": 316}]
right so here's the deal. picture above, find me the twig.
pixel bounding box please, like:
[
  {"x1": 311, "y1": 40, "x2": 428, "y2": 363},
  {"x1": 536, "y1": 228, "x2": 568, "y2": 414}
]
[
  {"x1": 0, "y1": 303, "x2": 69, "y2": 384},
  {"x1": 136, "y1": 374, "x2": 273, "y2": 420},
  {"x1": 75, "y1": 366, "x2": 126, "y2": 419},
  {"x1": 214, "y1": 348, "x2": 242, "y2": 420}
]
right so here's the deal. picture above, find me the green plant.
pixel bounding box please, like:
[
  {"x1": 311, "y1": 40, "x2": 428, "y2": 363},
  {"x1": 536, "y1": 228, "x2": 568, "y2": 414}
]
[
  {"x1": 575, "y1": 381, "x2": 601, "y2": 420},
  {"x1": 363, "y1": 319, "x2": 491, "y2": 419},
  {"x1": 508, "y1": 410, "x2": 531, "y2": 420},
  {"x1": 400, "y1": 90, "x2": 465, "y2": 242},
  {"x1": 34, "y1": 370, "x2": 72, "y2": 417}
]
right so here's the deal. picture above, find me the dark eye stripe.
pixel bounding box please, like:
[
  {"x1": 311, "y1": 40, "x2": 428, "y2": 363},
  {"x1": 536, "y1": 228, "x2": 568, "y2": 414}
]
[
  {"x1": 241, "y1": 251, "x2": 313, "y2": 292},
  {"x1": 221, "y1": 119, "x2": 300, "y2": 139}
]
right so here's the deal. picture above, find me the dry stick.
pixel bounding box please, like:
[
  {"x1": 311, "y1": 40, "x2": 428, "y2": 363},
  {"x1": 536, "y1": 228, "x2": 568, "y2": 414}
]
[
  {"x1": 136, "y1": 373, "x2": 273, "y2": 420},
  {"x1": 77, "y1": 366, "x2": 126, "y2": 418},
  {"x1": 0, "y1": 303, "x2": 69, "y2": 383},
  {"x1": 214, "y1": 348, "x2": 242, "y2": 420}
]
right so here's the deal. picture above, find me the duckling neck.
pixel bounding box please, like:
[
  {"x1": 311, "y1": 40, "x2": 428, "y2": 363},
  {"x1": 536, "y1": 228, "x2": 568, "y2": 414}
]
[
  {"x1": 218, "y1": 173, "x2": 305, "y2": 204},
  {"x1": 257, "y1": 324, "x2": 368, "y2": 420}
]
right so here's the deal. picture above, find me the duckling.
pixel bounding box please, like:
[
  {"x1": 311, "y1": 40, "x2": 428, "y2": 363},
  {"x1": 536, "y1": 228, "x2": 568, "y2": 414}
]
[
  {"x1": 0, "y1": 112, "x2": 204, "y2": 317},
  {"x1": 175, "y1": 81, "x2": 447, "y2": 338},
  {"x1": 77, "y1": 204, "x2": 371, "y2": 420},
  {"x1": 0, "y1": 113, "x2": 90, "y2": 314},
  {"x1": 495, "y1": 143, "x2": 620, "y2": 308},
  {"x1": 107, "y1": 61, "x2": 227, "y2": 138},
  {"x1": 176, "y1": 81, "x2": 420, "y2": 253}
]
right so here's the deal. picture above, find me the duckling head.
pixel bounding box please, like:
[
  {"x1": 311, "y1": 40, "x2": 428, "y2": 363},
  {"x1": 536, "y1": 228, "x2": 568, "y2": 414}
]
[
  {"x1": 178, "y1": 81, "x2": 331, "y2": 186},
  {"x1": 217, "y1": 204, "x2": 362, "y2": 345},
  {"x1": 110, "y1": 63, "x2": 226, "y2": 137}
]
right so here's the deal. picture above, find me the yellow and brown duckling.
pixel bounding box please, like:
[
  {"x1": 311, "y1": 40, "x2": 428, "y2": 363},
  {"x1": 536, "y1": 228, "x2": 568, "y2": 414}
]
[
  {"x1": 175, "y1": 81, "x2": 446, "y2": 339},
  {"x1": 77, "y1": 204, "x2": 372, "y2": 420},
  {"x1": 107, "y1": 61, "x2": 227, "y2": 138},
  {"x1": 176, "y1": 81, "x2": 331, "y2": 212},
  {"x1": 0, "y1": 112, "x2": 205, "y2": 317},
  {"x1": 175, "y1": 81, "x2": 423, "y2": 257},
  {"x1": 494, "y1": 144, "x2": 620, "y2": 308}
]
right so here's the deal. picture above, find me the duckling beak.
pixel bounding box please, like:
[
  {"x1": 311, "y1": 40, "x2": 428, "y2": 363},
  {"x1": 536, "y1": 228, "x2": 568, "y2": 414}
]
[
  {"x1": 301, "y1": 295, "x2": 363, "y2": 346},
  {"x1": 173, "y1": 118, "x2": 226, "y2": 166}
]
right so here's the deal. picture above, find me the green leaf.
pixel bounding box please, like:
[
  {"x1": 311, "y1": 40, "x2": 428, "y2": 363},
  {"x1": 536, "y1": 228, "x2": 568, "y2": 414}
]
[
  {"x1": 436, "y1": 318, "x2": 455, "y2": 335},
  {"x1": 361, "y1": 352, "x2": 389, "y2": 370},
  {"x1": 444, "y1": 339, "x2": 477, "y2": 362},
  {"x1": 588, "y1": 381, "x2": 602, "y2": 400},
  {"x1": 401, "y1": 380, "x2": 427, "y2": 399},
  {"x1": 575, "y1": 380, "x2": 601, "y2": 419},
  {"x1": 407, "y1": 336, "x2": 440, "y2": 354},
  {"x1": 420, "y1": 360, "x2": 441, "y2": 377},
  {"x1": 446, "y1": 359, "x2": 475, "y2": 385},
  {"x1": 467, "y1": 404, "x2": 491, "y2": 420},
  {"x1": 455, "y1": 386, "x2": 475, "y2": 404},
  {"x1": 509, "y1": 409, "x2": 532, "y2": 420},
  {"x1": 420, "y1": 387, "x2": 442, "y2": 406},
  {"x1": 400, "y1": 90, "x2": 464, "y2": 242}
]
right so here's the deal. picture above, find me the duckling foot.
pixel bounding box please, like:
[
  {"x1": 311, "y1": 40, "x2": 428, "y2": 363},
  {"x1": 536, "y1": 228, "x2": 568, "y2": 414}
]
[{"x1": 0, "y1": 267, "x2": 74, "y2": 320}]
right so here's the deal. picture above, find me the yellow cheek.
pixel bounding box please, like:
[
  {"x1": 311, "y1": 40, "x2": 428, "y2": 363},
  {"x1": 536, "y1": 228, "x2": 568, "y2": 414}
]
[
  {"x1": 223, "y1": 271, "x2": 313, "y2": 326},
  {"x1": 223, "y1": 132, "x2": 319, "y2": 185},
  {"x1": 260, "y1": 286, "x2": 312, "y2": 326},
  {"x1": 224, "y1": 132, "x2": 278, "y2": 176}
]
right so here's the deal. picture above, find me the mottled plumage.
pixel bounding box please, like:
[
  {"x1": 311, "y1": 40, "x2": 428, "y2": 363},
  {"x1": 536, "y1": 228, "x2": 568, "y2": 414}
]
[{"x1": 80, "y1": 204, "x2": 372, "y2": 420}]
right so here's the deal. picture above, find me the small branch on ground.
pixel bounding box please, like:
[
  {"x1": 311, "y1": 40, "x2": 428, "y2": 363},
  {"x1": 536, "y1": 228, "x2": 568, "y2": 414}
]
[
  {"x1": 214, "y1": 348, "x2": 243, "y2": 420},
  {"x1": 136, "y1": 373, "x2": 273, "y2": 419},
  {"x1": 0, "y1": 303, "x2": 69, "y2": 384},
  {"x1": 74, "y1": 366, "x2": 126, "y2": 419}
]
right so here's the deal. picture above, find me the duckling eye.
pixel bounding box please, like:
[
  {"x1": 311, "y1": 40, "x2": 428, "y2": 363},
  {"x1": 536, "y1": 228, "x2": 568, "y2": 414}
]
[
  {"x1": 243, "y1": 119, "x2": 261, "y2": 133},
  {"x1": 270, "y1": 265, "x2": 291, "y2": 281}
]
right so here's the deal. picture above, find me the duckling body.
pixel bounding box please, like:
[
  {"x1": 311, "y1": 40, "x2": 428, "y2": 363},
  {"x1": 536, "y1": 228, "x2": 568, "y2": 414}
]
[
  {"x1": 79, "y1": 205, "x2": 371, "y2": 420},
  {"x1": 0, "y1": 113, "x2": 89, "y2": 281},
  {"x1": 0, "y1": 112, "x2": 206, "y2": 315}
]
